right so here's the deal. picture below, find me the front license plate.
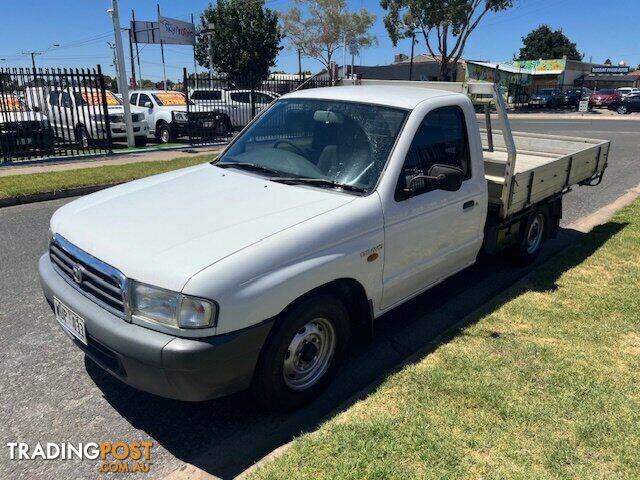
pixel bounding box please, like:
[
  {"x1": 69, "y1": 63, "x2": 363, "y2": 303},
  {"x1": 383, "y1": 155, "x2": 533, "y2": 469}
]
[
  {"x1": 202, "y1": 121, "x2": 214, "y2": 128},
  {"x1": 17, "y1": 138, "x2": 32, "y2": 145},
  {"x1": 54, "y1": 297, "x2": 87, "y2": 345}
]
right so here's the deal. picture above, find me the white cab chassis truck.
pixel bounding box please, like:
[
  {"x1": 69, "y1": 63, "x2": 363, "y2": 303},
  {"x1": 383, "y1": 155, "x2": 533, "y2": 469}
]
[{"x1": 39, "y1": 82, "x2": 610, "y2": 410}]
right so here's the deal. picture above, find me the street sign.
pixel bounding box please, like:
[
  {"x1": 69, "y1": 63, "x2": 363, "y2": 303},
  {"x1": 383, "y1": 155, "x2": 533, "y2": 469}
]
[
  {"x1": 591, "y1": 66, "x2": 630, "y2": 74},
  {"x1": 579, "y1": 100, "x2": 589, "y2": 113}
]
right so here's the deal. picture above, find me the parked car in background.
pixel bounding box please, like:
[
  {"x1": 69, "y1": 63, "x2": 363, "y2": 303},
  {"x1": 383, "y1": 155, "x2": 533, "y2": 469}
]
[
  {"x1": 0, "y1": 95, "x2": 54, "y2": 158},
  {"x1": 189, "y1": 88, "x2": 280, "y2": 133},
  {"x1": 129, "y1": 90, "x2": 190, "y2": 143},
  {"x1": 589, "y1": 89, "x2": 622, "y2": 109},
  {"x1": 608, "y1": 93, "x2": 640, "y2": 114},
  {"x1": 25, "y1": 87, "x2": 149, "y2": 147},
  {"x1": 529, "y1": 89, "x2": 563, "y2": 108},
  {"x1": 616, "y1": 87, "x2": 640, "y2": 98},
  {"x1": 561, "y1": 88, "x2": 591, "y2": 108}
]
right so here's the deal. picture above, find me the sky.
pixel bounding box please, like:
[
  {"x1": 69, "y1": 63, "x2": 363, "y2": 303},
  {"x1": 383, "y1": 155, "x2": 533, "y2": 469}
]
[{"x1": 0, "y1": 0, "x2": 639, "y2": 82}]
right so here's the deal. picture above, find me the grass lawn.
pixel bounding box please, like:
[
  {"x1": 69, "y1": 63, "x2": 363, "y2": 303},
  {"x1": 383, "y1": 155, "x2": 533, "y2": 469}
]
[
  {"x1": 251, "y1": 201, "x2": 640, "y2": 480},
  {"x1": 0, "y1": 154, "x2": 216, "y2": 200}
]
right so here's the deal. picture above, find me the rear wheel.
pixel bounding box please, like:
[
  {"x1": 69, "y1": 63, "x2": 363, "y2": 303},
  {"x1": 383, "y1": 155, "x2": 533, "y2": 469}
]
[
  {"x1": 512, "y1": 206, "x2": 550, "y2": 266},
  {"x1": 251, "y1": 294, "x2": 350, "y2": 411},
  {"x1": 213, "y1": 115, "x2": 230, "y2": 136}
]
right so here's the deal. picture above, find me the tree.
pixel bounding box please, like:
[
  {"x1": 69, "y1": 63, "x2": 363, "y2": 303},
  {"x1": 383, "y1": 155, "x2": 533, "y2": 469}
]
[
  {"x1": 195, "y1": 0, "x2": 283, "y2": 89},
  {"x1": 381, "y1": 0, "x2": 513, "y2": 81},
  {"x1": 604, "y1": 58, "x2": 612, "y2": 65},
  {"x1": 282, "y1": 0, "x2": 376, "y2": 76},
  {"x1": 518, "y1": 25, "x2": 582, "y2": 61}
]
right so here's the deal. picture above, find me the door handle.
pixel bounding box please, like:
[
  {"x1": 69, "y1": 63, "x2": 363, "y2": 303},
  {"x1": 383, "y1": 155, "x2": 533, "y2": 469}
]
[{"x1": 463, "y1": 200, "x2": 476, "y2": 210}]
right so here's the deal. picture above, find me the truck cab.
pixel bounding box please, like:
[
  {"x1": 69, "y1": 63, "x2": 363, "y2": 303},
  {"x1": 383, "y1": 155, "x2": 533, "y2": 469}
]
[
  {"x1": 39, "y1": 84, "x2": 609, "y2": 410},
  {"x1": 129, "y1": 90, "x2": 189, "y2": 143}
]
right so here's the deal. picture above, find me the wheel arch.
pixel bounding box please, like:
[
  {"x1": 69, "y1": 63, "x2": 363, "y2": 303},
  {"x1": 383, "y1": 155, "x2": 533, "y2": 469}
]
[{"x1": 275, "y1": 278, "x2": 373, "y2": 339}]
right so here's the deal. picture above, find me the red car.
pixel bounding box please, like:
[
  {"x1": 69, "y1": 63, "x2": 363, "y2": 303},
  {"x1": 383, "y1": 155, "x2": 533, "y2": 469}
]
[{"x1": 589, "y1": 89, "x2": 621, "y2": 108}]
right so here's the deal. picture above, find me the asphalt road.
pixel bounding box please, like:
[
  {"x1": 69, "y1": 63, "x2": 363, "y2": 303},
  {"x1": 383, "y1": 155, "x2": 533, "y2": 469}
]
[{"x1": 1, "y1": 118, "x2": 638, "y2": 479}]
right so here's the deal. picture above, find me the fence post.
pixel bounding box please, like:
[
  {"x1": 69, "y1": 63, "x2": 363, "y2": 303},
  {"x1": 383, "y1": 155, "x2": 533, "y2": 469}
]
[
  {"x1": 184, "y1": 68, "x2": 192, "y2": 144},
  {"x1": 97, "y1": 64, "x2": 113, "y2": 154},
  {"x1": 250, "y1": 72, "x2": 256, "y2": 119}
]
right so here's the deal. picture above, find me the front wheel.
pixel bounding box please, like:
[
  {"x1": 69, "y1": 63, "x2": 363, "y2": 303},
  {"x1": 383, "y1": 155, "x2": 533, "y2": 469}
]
[
  {"x1": 134, "y1": 136, "x2": 148, "y2": 147},
  {"x1": 511, "y1": 206, "x2": 550, "y2": 266},
  {"x1": 617, "y1": 105, "x2": 629, "y2": 115},
  {"x1": 156, "y1": 123, "x2": 174, "y2": 144},
  {"x1": 76, "y1": 125, "x2": 91, "y2": 149},
  {"x1": 251, "y1": 295, "x2": 350, "y2": 411}
]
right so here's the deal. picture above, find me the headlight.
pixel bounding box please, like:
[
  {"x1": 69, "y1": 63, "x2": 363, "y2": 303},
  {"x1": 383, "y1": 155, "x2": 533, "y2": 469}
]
[
  {"x1": 40, "y1": 119, "x2": 49, "y2": 128},
  {"x1": 109, "y1": 114, "x2": 125, "y2": 124},
  {"x1": 174, "y1": 111, "x2": 188, "y2": 122},
  {"x1": 130, "y1": 281, "x2": 216, "y2": 329}
]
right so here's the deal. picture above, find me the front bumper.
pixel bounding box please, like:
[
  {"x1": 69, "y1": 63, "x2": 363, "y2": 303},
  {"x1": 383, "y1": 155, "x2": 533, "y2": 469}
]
[{"x1": 39, "y1": 254, "x2": 274, "y2": 401}]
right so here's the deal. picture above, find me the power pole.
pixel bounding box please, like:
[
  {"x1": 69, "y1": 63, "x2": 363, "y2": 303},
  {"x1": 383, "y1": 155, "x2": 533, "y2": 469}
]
[
  {"x1": 157, "y1": 3, "x2": 167, "y2": 91},
  {"x1": 109, "y1": 0, "x2": 135, "y2": 147},
  {"x1": 127, "y1": 28, "x2": 137, "y2": 88},
  {"x1": 409, "y1": 32, "x2": 416, "y2": 81}
]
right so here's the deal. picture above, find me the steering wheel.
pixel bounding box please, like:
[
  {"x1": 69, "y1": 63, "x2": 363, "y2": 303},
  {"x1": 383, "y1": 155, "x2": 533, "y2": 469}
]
[{"x1": 273, "y1": 140, "x2": 306, "y2": 159}]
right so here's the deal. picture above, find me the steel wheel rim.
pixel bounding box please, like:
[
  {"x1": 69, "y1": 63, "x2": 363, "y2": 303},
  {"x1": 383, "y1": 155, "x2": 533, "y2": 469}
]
[
  {"x1": 618, "y1": 106, "x2": 627, "y2": 114},
  {"x1": 283, "y1": 317, "x2": 336, "y2": 391},
  {"x1": 161, "y1": 128, "x2": 170, "y2": 143},
  {"x1": 80, "y1": 130, "x2": 89, "y2": 148},
  {"x1": 526, "y1": 213, "x2": 545, "y2": 254}
]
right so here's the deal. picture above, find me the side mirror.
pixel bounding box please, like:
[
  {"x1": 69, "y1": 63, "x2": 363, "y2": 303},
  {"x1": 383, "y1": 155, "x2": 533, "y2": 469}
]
[
  {"x1": 144, "y1": 101, "x2": 152, "y2": 109},
  {"x1": 403, "y1": 164, "x2": 464, "y2": 198}
]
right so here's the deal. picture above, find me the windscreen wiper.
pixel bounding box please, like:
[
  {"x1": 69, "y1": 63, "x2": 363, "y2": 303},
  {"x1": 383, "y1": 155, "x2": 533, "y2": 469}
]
[
  {"x1": 269, "y1": 177, "x2": 367, "y2": 194},
  {"x1": 215, "y1": 161, "x2": 283, "y2": 177}
]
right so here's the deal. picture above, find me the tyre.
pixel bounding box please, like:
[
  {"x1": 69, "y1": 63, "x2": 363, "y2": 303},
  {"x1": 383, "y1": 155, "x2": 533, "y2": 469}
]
[
  {"x1": 134, "y1": 136, "x2": 148, "y2": 147},
  {"x1": 155, "y1": 123, "x2": 174, "y2": 144},
  {"x1": 511, "y1": 206, "x2": 550, "y2": 266},
  {"x1": 76, "y1": 125, "x2": 91, "y2": 149},
  {"x1": 617, "y1": 105, "x2": 629, "y2": 115},
  {"x1": 213, "y1": 115, "x2": 230, "y2": 136},
  {"x1": 251, "y1": 294, "x2": 350, "y2": 411}
]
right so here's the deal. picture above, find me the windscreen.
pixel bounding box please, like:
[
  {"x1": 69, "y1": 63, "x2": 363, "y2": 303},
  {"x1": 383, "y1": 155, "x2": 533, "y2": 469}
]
[
  {"x1": 75, "y1": 90, "x2": 122, "y2": 106},
  {"x1": 153, "y1": 92, "x2": 187, "y2": 106},
  {"x1": 218, "y1": 98, "x2": 408, "y2": 191},
  {"x1": 0, "y1": 96, "x2": 29, "y2": 112}
]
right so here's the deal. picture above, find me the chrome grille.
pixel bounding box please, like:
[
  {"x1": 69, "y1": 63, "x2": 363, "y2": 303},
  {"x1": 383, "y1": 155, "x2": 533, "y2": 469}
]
[{"x1": 49, "y1": 235, "x2": 127, "y2": 318}]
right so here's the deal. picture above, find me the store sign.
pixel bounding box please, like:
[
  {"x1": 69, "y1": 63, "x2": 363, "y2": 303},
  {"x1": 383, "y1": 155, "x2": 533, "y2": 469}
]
[
  {"x1": 591, "y1": 66, "x2": 630, "y2": 74},
  {"x1": 158, "y1": 15, "x2": 196, "y2": 45}
]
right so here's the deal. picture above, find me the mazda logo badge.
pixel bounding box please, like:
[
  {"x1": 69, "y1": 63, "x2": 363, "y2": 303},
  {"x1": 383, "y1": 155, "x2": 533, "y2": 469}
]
[{"x1": 72, "y1": 264, "x2": 83, "y2": 284}]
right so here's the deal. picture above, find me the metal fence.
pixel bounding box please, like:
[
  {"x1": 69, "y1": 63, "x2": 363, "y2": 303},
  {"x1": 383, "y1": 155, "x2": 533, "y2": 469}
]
[
  {"x1": 0, "y1": 66, "x2": 113, "y2": 163},
  {"x1": 183, "y1": 70, "x2": 334, "y2": 144}
]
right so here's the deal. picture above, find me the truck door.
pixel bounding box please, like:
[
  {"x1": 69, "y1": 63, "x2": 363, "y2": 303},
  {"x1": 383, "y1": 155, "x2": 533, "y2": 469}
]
[
  {"x1": 138, "y1": 93, "x2": 155, "y2": 130},
  {"x1": 380, "y1": 105, "x2": 485, "y2": 310}
]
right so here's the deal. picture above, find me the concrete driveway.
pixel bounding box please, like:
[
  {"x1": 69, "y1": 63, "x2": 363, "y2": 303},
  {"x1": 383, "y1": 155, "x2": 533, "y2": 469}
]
[{"x1": 1, "y1": 118, "x2": 638, "y2": 479}]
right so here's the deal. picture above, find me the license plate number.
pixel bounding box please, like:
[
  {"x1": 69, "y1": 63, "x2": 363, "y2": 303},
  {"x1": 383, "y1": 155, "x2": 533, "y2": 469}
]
[
  {"x1": 17, "y1": 138, "x2": 32, "y2": 145},
  {"x1": 54, "y1": 297, "x2": 87, "y2": 345},
  {"x1": 202, "y1": 121, "x2": 214, "y2": 128}
]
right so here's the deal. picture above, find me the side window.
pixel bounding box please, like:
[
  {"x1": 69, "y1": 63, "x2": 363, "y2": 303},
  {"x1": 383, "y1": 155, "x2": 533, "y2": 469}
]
[
  {"x1": 396, "y1": 106, "x2": 470, "y2": 200},
  {"x1": 49, "y1": 91, "x2": 60, "y2": 106},
  {"x1": 230, "y1": 92, "x2": 251, "y2": 103},
  {"x1": 138, "y1": 93, "x2": 152, "y2": 106},
  {"x1": 61, "y1": 92, "x2": 72, "y2": 108},
  {"x1": 130, "y1": 93, "x2": 138, "y2": 105}
]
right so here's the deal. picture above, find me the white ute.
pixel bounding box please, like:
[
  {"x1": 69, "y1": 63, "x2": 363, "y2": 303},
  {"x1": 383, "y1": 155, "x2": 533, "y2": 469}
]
[{"x1": 39, "y1": 82, "x2": 610, "y2": 410}]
